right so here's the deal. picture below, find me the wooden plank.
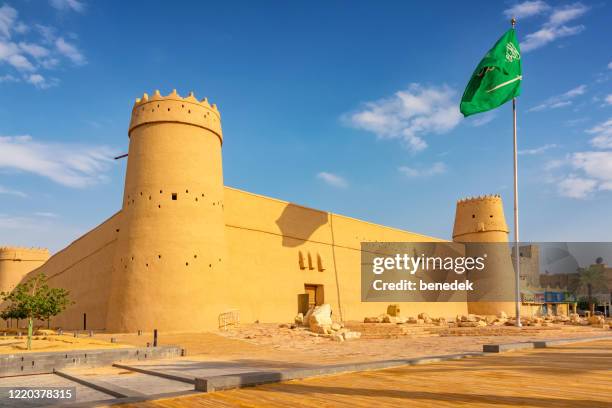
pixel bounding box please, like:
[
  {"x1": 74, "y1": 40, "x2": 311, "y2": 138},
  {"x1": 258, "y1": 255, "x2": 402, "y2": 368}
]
[{"x1": 117, "y1": 339, "x2": 612, "y2": 408}]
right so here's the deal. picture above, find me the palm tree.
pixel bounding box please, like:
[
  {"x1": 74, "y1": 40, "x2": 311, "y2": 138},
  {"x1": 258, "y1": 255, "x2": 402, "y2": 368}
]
[{"x1": 578, "y1": 265, "x2": 604, "y2": 315}]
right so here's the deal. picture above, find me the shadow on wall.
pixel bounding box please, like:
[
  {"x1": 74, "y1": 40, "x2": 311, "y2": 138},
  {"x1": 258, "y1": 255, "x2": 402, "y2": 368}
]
[{"x1": 275, "y1": 204, "x2": 329, "y2": 247}]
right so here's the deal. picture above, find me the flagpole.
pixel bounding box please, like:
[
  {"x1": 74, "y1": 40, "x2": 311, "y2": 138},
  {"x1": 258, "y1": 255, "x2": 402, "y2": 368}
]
[{"x1": 511, "y1": 17, "x2": 522, "y2": 328}]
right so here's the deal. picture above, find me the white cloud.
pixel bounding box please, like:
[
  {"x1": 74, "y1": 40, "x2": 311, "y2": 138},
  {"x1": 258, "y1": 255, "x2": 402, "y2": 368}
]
[
  {"x1": 469, "y1": 111, "x2": 497, "y2": 127},
  {"x1": 571, "y1": 152, "x2": 612, "y2": 184},
  {"x1": 608, "y1": 61, "x2": 612, "y2": 70},
  {"x1": 604, "y1": 94, "x2": 612, "y2": 106},
  {"x1": 504, "y1": 1, "x2": 550, "y2": 19},
  {"x1": 0, "y1": 41, "x2": 35, "y2": 71},
  {"x1": 49, "y1": 0, "x2": 85, "y2": 13},
  {"x1": 587, "y1": 118, "x2": 612, "y2": 149},
  {"x1": 519, "y1": 144, "x2": 558, "y2": 155},
  {"x1": 55, "y1": 37, "x2": 85, "y2": 65},
  {"x1": 0, "y1": 185, "x2": 27, "y2": 197},
  {"x1": 528, "y1": 85, "x2": 586, "y2": 112},
  {"x1": 34, "y1": 212, "x2": 58, "y2": 218},
  {"x1": 0, "y1": 4, "x2": 17, "y2": 38},
  {"x1": 558, "y1": 176, "x2": 597, "y2": 198},
  {"x1": 317, "y1": 172, "x2": 348, "y2": 188},
  {"x1": 343, "y1": 84, "x2": 462, "y2": 152},
  {"x1": 18, "y1": 42, "x2": 50, "y2": 58},
  {"x1": 398, "y1": 162, "x2": 447, "y2": 178},
  {"x1": 548, "y1": 150, "x2": 612, "y2": 198},
  {"x1": 0, "y1": 5, "x2": 86, "y2": 89},
  {"x1": 520, "y1": 3, "x2": 589, "y2": 52},
  {"x1": 547, "y1": 3, "x2": 589, "y2": 26},
  {"x1": 0, "y1": 135, "x2": 118, "y2": 188},
  {"x1": 0, "y1": 73, "x2": 18, "y2": 82}
]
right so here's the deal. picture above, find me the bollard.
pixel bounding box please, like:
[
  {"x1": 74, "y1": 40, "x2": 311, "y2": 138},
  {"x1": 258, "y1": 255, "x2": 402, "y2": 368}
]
[
  {"x1": 153, "y1": 329, "x2": 158, "y2": 347},
  {"x1": 138, "y1": 330, "x2": 142, "y2": 336},
  {"x1": 181, "y1": 348, "x2": 186, "y2": 357}
]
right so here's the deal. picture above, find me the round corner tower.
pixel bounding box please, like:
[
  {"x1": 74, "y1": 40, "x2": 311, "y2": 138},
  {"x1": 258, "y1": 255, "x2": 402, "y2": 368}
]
[
  {"x1": 106, "y1": 89, "x2": 228, "y2": 332},
  {"x1": 452, "y1": 194, "x2": 508, "y2": 243},
  {"x1": 452, "y1": 195, "x2": 515, "y2": 316},
  {"x1": 0, "y1": 247, "x2": 50, "y2": 294}
]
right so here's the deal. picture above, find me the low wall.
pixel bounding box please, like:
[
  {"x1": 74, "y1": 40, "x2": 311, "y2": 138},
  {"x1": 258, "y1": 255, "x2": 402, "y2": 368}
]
[{"x1": 0, "y1": 346, "x2": 182, "y2": 377}]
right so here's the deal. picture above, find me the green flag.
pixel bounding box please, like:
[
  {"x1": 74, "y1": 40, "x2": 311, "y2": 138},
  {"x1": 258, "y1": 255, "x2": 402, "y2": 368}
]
[{"x1": 460, "y1": 29, "x2": 522, "y2": 117}]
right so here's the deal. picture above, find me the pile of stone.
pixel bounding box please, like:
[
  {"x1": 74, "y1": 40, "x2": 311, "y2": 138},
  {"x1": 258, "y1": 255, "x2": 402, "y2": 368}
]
[
  {"x1": 455, "y1": 314, "x2": 489, "y2": 327},
  {"x1": 295, "y1": 304, "x2": 362, "y2": 342},
  {"x1": 363, "y1": 306, "x2": 448, "y2": 327}
]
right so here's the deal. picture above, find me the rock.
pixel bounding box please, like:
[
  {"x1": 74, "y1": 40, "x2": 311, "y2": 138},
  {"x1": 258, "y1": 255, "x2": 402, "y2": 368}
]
[
  {"x1": 387, "y1": 304, "x2": 401, "y2": 317},
  {"x1": 416, "y1": 318, "x2": 425, "y2": 325},
  {"x1": 485, "y1": 316, "x2": 497, "y2": 324},
  {"x1": 436, "y1": 317, "x2": 447, "y2": 326},
  {"x1": 343, "y1": 331, "x2": 361, "y2": 340},
  {"x1": 395, "y1": 316, "x2": 409, "y2": 324},
  {"x1": 462, "y1": 314, "x2": 478, "y2": 322},
  {"x1": 478, "y1": 320, "x2": 487, "y2": 327},
  {"x1": 294, "y1": 313, "x2": 304, "y2": 325},
  {"x1": 331, "y1": 322, "x2": 342, "y2": 331},
  {"x1": 311, "y1": 323, "x2": 332, "y2": 335},
  {"x1": 34, "y1": 329, "x2": 57, "y2": 336},
  {"x1": 304, "y1": 307, "x2": 315, "y2": 326},
  {"x1": 332, "y1": 333, "x2": 345, "y2": 342},
  {"x1": 418, "y1": 312, "x2": 429, "y2": 320},
  {"x1": 588, "y1": 315, "x2": 604, "y2": 325},
  {"x1": 308, "y1": 304, "x2": 333, "y2": 330},
  {"x1": 364, "y1": 316, "x2": 381, "y2": 323},
  {"x1": 290, "y1": 324, "x2": 297, "y2": 329},
  {"x1": 279, "y1": 323, "x2": 289, "y2": 328},
  {"x1": 381, "y1": 314, "x2": 399, "y2": 324},
  {"x1": 406, "y1": 317, "x2": 417, "y2": 324},
  {"x1": 498, "y1": 311, "x2": 508, "y2": 319},
  {"x1": 458, "y1": 321, "x2": 479, "y2": 327}
]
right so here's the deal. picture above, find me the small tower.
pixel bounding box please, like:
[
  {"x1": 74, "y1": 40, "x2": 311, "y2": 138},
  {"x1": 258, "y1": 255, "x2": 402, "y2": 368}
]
[
  {"x1": 453, "y1": 194, "x2": 508, "y2": 243},
  {"x1": 452, "y1": 195, "x2": 515, "y2": 316},
  {"x1": 106, "y1": 89, "x2": 228, "y2": 332},
  {"x1": 0, "y1": 247, "x2": 50, "y2": 293}
]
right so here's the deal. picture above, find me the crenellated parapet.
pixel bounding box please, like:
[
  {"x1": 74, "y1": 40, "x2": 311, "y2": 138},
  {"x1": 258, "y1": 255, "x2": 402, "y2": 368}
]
[
  {"x1": 129, "y1": 89, "x2": 222, "y2": 143},
  {"x1": 0, "y1": 246, "x2": 50, "y2": 261}
]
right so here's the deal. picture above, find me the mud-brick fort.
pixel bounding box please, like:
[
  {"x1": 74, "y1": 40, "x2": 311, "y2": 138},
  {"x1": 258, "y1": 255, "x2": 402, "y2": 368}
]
[{"x1": 0, "y1": 90, "x2": 515, "y2": 333}]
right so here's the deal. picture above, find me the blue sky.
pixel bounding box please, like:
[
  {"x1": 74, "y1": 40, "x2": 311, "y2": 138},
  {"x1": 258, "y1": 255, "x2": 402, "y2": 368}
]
[{"x1": 1, "y1": 0, "x2": 612, "y2": 252}]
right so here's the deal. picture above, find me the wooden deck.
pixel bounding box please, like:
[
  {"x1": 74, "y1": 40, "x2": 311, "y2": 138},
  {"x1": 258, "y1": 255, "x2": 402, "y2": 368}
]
[{"x1": 118, "y1": 339, "x2": 612, "y2": 407}]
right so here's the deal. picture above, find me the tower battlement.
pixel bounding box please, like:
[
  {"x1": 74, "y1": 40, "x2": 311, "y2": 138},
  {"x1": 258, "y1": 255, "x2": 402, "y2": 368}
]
[
  {"x1": 129, "y1": 89, "x2": 222, "y2": 143},
  {"x1": 453, "y1": 194, "x2": 508, "y2": 241},
  {"x1": 456, "y1": 194, "x2": 502, "y2": 204},
  {"x1": 0, "y1": 246, "x2": 50, "y2": 261}
]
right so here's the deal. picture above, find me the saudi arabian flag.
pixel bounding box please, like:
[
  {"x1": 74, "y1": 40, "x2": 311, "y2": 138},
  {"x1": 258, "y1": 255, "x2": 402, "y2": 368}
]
[{"x1": 460, "y1": 29, "x2": 522, "y2": 117}]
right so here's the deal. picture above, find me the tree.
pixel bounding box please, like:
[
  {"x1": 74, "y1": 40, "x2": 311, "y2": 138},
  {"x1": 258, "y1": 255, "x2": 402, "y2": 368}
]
[
  {"x1": 578, "y1": 265, "x2": 604, "y2": 315},
  {"x1": 1, "y1": 274, "x2": 72, "y2": 350},
  {"x1": 0, "y1": 303, "x2": 27, "y2": 328}
]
